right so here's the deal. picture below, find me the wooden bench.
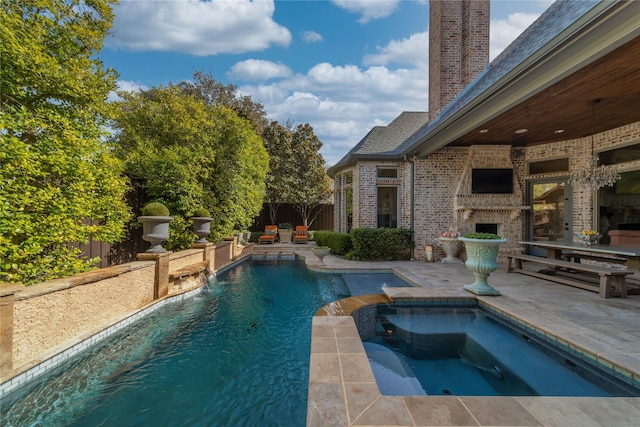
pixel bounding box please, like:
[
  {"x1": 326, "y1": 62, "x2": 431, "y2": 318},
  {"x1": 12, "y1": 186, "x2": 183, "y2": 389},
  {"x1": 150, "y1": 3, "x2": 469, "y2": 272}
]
[
  {"x1": 561, "y1": 251, "x2": 627, "y2": 265},
  {"x1": 506, "y1": 253, "x2": 634, "y2": 298}
]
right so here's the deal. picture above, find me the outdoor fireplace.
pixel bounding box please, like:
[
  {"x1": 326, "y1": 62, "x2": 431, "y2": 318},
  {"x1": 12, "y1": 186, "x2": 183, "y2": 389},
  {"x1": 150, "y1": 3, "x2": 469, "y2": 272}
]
[
  {"x1": 475, "y1": 223, "x2": 498, "y2": 234},
  {"x1": 453, "y1": 146, "x2": 529, "y2": 253}
]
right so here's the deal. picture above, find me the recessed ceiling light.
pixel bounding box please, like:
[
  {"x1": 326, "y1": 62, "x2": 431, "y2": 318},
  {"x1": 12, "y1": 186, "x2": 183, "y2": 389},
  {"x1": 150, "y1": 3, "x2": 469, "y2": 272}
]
[
  {"x1": 479, "y1": 129, "x2": 489, "y2": 133},
  {"x1": 515, "y1": 128, "x2": 528, "y2": 134},
  {"x1": 554, "y1": 129, "x2": 565, "y2": 134}
]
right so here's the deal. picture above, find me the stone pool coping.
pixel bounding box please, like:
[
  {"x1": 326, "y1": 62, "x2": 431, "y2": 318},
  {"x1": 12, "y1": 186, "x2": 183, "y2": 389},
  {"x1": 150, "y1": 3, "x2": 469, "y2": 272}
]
[{"x1": 307, "y1": 288, "x2": 640, "y2": 426}]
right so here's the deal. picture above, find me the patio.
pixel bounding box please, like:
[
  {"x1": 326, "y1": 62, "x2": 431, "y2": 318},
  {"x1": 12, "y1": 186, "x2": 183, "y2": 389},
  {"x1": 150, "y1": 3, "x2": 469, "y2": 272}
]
[{"x1": 262, "y1": 244, "x2": 640, "y2": 426}]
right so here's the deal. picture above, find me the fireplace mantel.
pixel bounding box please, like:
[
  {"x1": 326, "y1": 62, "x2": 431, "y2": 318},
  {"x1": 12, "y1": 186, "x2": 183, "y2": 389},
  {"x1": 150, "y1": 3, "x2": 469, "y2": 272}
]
[{"x1": 456, "y1": 206, "x2": 530, "y2": 220}]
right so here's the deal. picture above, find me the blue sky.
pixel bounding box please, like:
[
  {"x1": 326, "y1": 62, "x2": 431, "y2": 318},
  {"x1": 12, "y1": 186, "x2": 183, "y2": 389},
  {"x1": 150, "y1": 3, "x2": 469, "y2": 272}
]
[{"x1": 101, "y1": 0, "x2": 553, "y2": 166}]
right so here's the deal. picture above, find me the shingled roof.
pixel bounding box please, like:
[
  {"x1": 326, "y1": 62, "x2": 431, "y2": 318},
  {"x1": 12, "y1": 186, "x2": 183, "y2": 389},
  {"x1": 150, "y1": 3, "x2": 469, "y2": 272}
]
[{"x1": 328, "y1": 111, "x2": 429, "y2": 173}]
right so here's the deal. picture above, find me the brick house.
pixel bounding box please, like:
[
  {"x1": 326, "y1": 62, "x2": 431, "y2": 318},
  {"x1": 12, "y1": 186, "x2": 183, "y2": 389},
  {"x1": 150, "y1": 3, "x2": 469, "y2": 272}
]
[{"x1": 328, "y1": 0, "x2": 640, "y2": 261}]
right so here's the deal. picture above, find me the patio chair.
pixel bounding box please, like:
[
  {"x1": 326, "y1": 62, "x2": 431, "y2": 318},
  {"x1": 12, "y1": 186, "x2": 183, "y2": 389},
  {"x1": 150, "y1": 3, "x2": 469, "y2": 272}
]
[
  {"x1": 293, "y1": 225, "x2": 309, "y2": 244},
  {"x1": 258, "y1": 225, "x2": 278, "y2": 244}
]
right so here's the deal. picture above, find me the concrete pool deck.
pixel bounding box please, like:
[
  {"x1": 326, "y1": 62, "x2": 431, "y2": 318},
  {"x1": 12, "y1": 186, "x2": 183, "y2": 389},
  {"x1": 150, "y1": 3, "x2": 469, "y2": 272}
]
[{"x1": 262, "y1": 244, "x2": 640, "y2": 426}]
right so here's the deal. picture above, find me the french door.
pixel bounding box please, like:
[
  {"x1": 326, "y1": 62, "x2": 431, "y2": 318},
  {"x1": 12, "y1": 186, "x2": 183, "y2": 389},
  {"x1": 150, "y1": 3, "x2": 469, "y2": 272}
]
[{"x1": 527, "y1": 179, "x2": 572, "y2": 256}]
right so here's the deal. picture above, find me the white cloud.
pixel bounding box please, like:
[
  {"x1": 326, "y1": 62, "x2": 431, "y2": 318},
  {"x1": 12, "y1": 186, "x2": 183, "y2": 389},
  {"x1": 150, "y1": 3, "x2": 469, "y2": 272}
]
[
  {"x1": 490, "y1": 12, "x2": 540, "y2": 60},
  {"x1": 238, "y1": 62, "x2": 428, "y2": 165},
  {"x1": 331, "y1": 0, "x2": 400, "y2": 24},
  {"x1": 302, "y1": 31, "x2": 323, "y2": 44},
  {"x1": 107, "y1": 0, "x2": 291, "y2": 56},
  {"x1": 363, "y1": 32, "x2": 428, "y2": 69},
  {"x1": 108, "y1": 80, "x2": 149, "y2": 102},
  {"x1": 227, "y1": 60, "x2": 292, "y2": 81}
]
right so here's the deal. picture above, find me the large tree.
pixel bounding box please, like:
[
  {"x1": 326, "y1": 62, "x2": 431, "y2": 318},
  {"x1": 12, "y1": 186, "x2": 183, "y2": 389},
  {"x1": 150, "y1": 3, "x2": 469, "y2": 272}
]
[
  {"x1": 0, "y1": 0, "x2": 131, "y2": 284},
  {"x1": 111, "y1": 85, "x2": 268, "y2": 245},
  {"x1": 262, "y1": 120, "x2": 295, "y2": 224},
  {"x1": 288, "y1": 124, "x2": 332, "y2": 227},
  {"x1": 262, "y1": 122, "x2": 330, "y2": 227}
]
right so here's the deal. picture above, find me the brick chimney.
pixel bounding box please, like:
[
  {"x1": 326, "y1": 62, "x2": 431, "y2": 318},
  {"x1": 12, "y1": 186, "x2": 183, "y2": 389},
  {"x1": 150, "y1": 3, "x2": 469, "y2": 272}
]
[{"x1": 429, "y1": 0, "x2": 490, "y2": 118}]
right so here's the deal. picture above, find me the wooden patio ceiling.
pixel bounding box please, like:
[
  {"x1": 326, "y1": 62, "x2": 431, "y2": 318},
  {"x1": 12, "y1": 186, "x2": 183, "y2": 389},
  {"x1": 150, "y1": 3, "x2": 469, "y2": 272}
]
[{"x1": 450, "y1": 37, "x2": 640, "y2": 148}]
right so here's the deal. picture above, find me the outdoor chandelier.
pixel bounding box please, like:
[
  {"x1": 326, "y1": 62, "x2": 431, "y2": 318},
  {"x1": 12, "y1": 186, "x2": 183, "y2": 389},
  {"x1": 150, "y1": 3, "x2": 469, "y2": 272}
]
[{"x1": 568, "y1": 100, "x2": 620, "y2": 191}]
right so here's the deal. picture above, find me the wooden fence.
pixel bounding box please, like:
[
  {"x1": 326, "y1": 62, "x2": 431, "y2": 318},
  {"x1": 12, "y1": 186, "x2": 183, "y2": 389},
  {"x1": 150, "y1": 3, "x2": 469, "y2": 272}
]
[{"x1": 78, "y1": 203, "x2": 334, "y2": 268}]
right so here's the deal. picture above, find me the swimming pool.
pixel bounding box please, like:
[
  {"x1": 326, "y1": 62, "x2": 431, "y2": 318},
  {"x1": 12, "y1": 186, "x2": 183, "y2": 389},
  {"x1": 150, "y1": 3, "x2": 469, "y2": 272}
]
[
  {"x1": 362, "y1": 304, "x2": 640, "y2": 397},
  {"x1": 0, "y1": 260, "x2": 410, "y2": 426}
]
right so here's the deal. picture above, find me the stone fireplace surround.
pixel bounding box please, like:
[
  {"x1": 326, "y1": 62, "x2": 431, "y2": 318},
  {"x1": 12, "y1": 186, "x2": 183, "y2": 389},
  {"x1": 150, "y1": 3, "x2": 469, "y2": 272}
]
[{"x1": 453, "y1": 146, "x2": 528, "y2": 256}]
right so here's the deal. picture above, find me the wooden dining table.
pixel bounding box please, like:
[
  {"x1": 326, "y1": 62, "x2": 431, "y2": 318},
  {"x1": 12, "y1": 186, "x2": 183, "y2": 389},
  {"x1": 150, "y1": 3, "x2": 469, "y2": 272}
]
[{"x1": 519, "y1": 240, "x2": 640, "y2": 273}]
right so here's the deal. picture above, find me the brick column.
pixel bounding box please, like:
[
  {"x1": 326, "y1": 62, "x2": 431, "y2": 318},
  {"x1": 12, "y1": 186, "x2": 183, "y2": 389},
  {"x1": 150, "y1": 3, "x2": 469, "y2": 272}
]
[
  {"x1": 137, "y1": 252, "x2": 172, "y2": 299},
  {"x1": 1, "y1": 283, "x2": 23, "y2": 378}
]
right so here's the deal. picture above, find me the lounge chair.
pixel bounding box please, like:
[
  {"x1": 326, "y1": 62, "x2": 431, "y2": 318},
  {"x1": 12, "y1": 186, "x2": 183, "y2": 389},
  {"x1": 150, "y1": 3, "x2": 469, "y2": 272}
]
[
  {"x1": 258, "y1": 225, "x2": 278, "y2": 244},
  {"x1": 293, "y1": 225, "x2": 309, "y2": 244}
]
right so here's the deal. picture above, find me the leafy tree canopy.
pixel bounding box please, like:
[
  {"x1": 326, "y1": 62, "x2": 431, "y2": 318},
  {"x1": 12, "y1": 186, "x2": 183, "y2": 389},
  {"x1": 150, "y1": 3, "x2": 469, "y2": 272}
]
[
  {"x1": 178, "y1": 71, "x2": 269, "y2": 138},
  {"x1": 262, "y1": 120, "x2": 296, "y2": 223},
  {"x1": 263, "y1": 121, "x2": 331, "y2": 227},
  {"x1": 0, "y1": 0, "x2": 131, "y2": 284},
  {"x1": 110, "y1": 84, "x2": 268, "y2": 245}
]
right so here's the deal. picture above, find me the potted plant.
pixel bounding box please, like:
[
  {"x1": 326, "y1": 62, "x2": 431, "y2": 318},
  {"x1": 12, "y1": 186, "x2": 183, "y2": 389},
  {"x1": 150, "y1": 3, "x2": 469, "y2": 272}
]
[
  {"x1": 278, "y1": 223, "x2": 293, "y2": 243},
  {"x1": 436, "y1": 230, "x2": 462, "y2": 263},
  {"x1": 575, "y1": 229, "x2": 602, "y2": 246},
  {"x1": 139, "y1": 202, "x2": 173, "y2": 253},
  {"x1": 458, "y1": 232, "x2": 507, "y2": 296},
  {"x1": 312, "y1": 245, "x2": 331, "y2": 265},
  {"x1": 191, "y1": 208, "x2": 213, "y2": 244}
]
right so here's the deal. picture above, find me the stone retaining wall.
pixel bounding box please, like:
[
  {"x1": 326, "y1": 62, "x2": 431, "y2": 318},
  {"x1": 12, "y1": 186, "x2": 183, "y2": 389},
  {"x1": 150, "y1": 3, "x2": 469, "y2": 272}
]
[{"x1": 0, "y1": 241, "x2": 254, "y2": 383}]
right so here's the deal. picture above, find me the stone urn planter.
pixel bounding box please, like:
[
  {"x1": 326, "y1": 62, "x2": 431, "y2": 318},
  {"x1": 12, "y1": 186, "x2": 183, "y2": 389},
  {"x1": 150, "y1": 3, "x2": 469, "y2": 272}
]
[
  {"x1": 191, "y1": 217, "x2": 213, "y2": 244},
  {"x1": 459, "y1": 234, "x2": 507, "y2": 296},
  {"x1": 139, "y1": 202, "x2": 173, "y2": 253},
  {"x1": 312, "y1": 246, "x2": 330, "y2": 265},
  {"x1": 437, "y1": 237, "x2": 463, "y2": 263}
]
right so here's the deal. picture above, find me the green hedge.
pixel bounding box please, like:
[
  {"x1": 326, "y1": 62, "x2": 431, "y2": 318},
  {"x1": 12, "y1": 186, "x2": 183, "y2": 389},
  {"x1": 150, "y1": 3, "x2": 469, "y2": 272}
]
[
  {"x1": 349, "y1": 228, "x2": 413, "y2": 261},
  {"x1": 313, "y1": 231, "x2": 352, "y2": 255}
]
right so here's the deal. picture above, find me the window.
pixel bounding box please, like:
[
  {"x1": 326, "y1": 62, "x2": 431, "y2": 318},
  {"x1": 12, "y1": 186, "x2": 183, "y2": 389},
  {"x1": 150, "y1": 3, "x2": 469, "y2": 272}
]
[
  {"x1": 528, "y1": 158, "x2": 569, "y2": 175},
  {"x1": 377, "y1": 168, "x2": 398, "y2": 178},
  {"x1": 597, "y1": 169, "x2": 640, "y2": 244},
  {"x1": 377, "y1": 187, "x2": 398, "y2": 228},
  {"x1": 598, "y1": 143, "x2": 640, "y2": 165}
]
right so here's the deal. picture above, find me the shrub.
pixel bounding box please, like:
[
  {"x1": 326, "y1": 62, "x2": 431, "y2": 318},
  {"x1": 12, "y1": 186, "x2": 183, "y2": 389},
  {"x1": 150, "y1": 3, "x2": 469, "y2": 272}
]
[
  {"x1": 165, "y1": 216, "x2": 196, "y2": 250},
  {"x1": 462, "y1": 232, "x2": 503, "y2": 239},
  {"x1": 278, "y1": 223, "x2": 292, "y2": 229},
  {"x1": 141, "y1": 202, "x2": 170, "y2": 216},
  {"x1": 313, "y1": 231, "x2": 352, "y2": 255},
  {"x1": 193, "y1": 207, "x2": 211, "y2": 218},
  {"x1": 350, "y1": 228, "x2": 413, "y2": 261}
]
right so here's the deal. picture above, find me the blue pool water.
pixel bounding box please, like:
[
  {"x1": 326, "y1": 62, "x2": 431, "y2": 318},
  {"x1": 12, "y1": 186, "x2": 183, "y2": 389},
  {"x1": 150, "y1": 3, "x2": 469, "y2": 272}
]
[
  {"x1": 365, "y1": 305, "x2": 640, "y2": 397},
  {"x1": 0, "y1": 261, "x2": 409, "y2": 427}
]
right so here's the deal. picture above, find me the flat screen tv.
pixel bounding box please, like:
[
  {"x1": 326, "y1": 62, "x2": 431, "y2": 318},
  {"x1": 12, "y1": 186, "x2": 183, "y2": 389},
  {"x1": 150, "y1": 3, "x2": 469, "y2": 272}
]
[{"x1": 472, "y1": 168, "x2": 514, "y2": 194}]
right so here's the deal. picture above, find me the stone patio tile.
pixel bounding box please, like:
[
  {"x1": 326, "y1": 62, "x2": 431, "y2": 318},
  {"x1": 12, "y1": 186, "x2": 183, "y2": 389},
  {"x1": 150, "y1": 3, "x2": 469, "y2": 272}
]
[
  {"x1": 337, "y1": 336, "x2": 366, "y2": 354},
  {"x1": 340, "y1": 353, "x2": 376, "y2": 383},
  {"x1": 343, "y1": 382, "x2": 380, "y2": 422},
  {"x1": 459, "y1": 397, "x2": 542, "y2": 426},
  {"x1": 403, "y1": 396, "x2": 478, "y2": 426},
  {"x1": 306, "y1": 383, "x2": 347, "y2": 427},
  {"x1": 335, "y1": 325, "x2": 361, "y2": 339},
  {"x1": 516, "y1": 397, "x2": 640, "y2": 427},
  {"x1": 311, "y1": 336, "x2": 338, "y2": 354},
  {"x1": 352, "y1": 396, "x2": 413, "y2": 426},
  {"x1": 309, "y1": 353, "x2": 341, "y2": 383},
  {"x1": 312, "y1": 324, "x2": 337, "y2": 338}
]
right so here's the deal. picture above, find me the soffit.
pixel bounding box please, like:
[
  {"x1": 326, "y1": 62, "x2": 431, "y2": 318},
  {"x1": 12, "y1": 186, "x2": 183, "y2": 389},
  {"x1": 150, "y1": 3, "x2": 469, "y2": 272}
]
[{"x1": 450, "y1": 37, "x2": 640, "y2": 148}]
